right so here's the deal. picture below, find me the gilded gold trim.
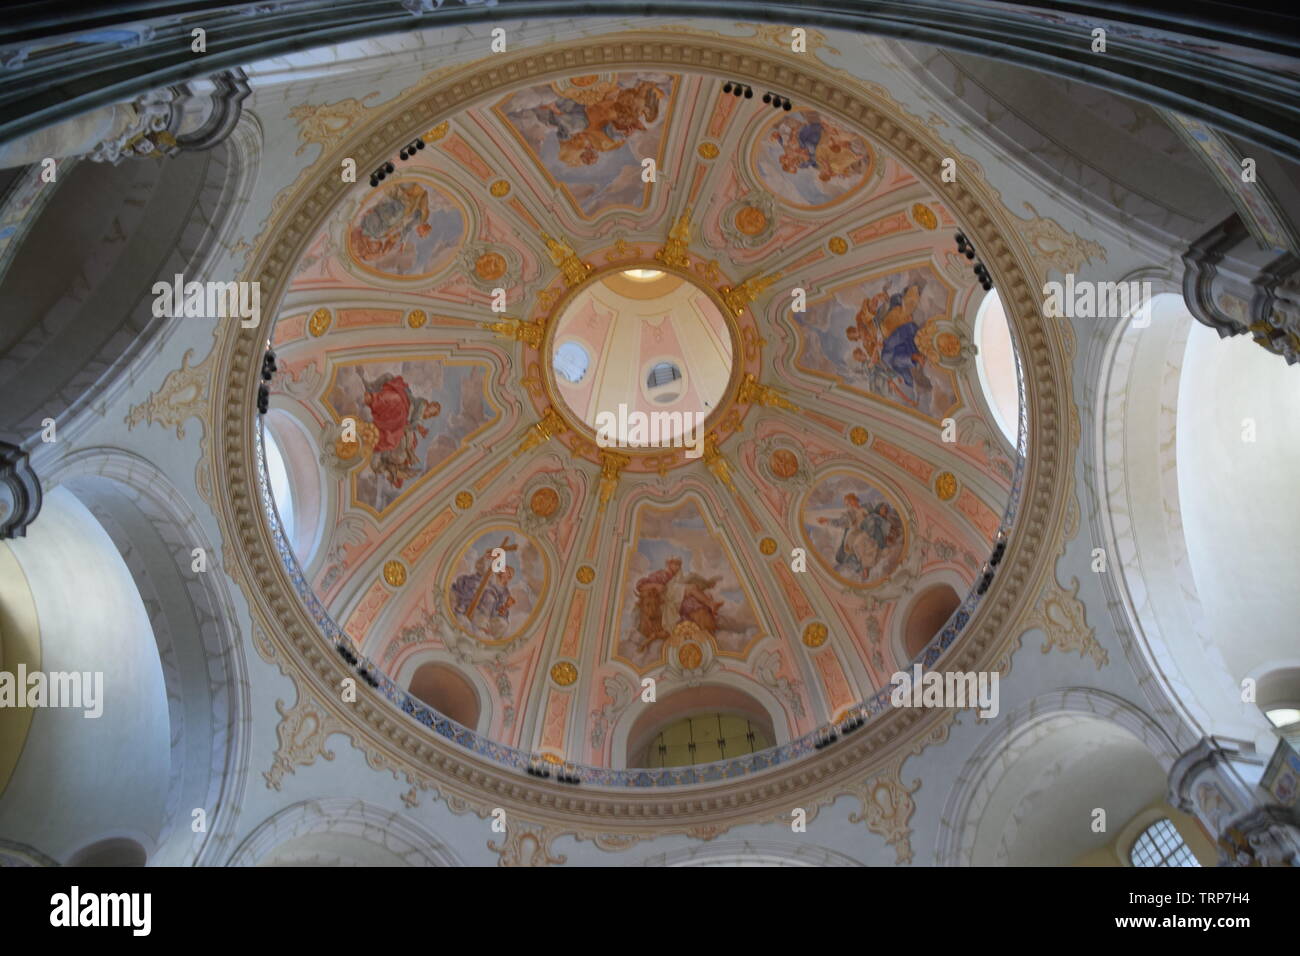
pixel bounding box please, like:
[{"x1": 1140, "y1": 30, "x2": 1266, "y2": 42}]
[{"x1": 530, "y1": 256, "x2": 750, "y2": 466}]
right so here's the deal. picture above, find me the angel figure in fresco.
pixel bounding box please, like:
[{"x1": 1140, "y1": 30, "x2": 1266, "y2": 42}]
[
  {"x1": 846, "y1": 289, "x2": 888, "y2": 364},
  {"x1": 633, "y1": 556, "x2": 682, "y2": 649},
  {"x1": 451, "y1": 538, "x2": 519, "y2": 638},
  {"x1": 772, "y1": 116, "x2": 815, "y2": 175},
  {"x1": 771, "y1": 111, "x2": 867, "y2": 183},
  {"x1": 350, "y1": 181, "x2": 432, "y2": 262},
  {"x1": 358, "y1": 371, "x2": 442, "y2": 489},
  {"x1": 818, "y1": 493, "x2": 893, "y2": 581},
  {"x1": 845, "y1": 280, "x2": 935, "y2": 409},
  {"x1": 820, "y1": 492, "x2": 870, "y2": 579},
  {"x1": 528, "y1": 80, "x2": 663, "y2": 167}
]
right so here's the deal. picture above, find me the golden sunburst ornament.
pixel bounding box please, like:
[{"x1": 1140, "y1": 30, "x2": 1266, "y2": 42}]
[
  {"x1": 735, "y1": 205, "x2": 768, "y2": 236},
  {"x1": 474, "y1": 251, "x2": 508, "y2": 282},
  {"x1": 454, "y1": 491, "x2": 473, "y2": 509},
  {"x1": 489, "y1": 179, "x2": 511, "y2": 198},
  {"x1": 383, "y1": 560, "x2": 407, "y2": 588},
  {"x1": 803, "y1": 622, "x2": 828, "y2": 647},
  {"x1": 576, "y1": 565, "x2": 595, "y2": 584},
  {"x1": 529, "y1": 486, "x2": 561, "y2": 518},
  {"x1": 759, "y1": 537, "x2": 778, "y2": 556},
  {"x1": 828, "y1": 236, "x2": 848, "y2": 255},
  {"x1": 935, "y1": 471, "x2": 958, "y2": 501},
  {"x1": 407, "y1": 309, "x2": 427, "y2": 329},
  {"x1": 308, "y1": 307, "x2": 332, "y2": 337},
  {"x1": 849, "y1": 426, "x2": 870, "y2": 446},
  {"x1": 911, "y1": 203, "x2": 938, "y2": 230},
  {"x1": 550, "y1": 661, "x2": 578, "y2": 686}
]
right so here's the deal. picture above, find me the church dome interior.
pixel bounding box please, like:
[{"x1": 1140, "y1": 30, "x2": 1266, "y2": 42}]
[
  {"x1": 257, "y1": 72, "x2": 1021, "y2": 779},
  {"x1": 0, "y1": 1, "x2": 1298, "y2": 882}
]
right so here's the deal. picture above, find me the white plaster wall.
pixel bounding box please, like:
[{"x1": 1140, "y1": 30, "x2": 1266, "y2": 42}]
[
  {"x1": 0, "y1": 487, "x2": 171, "y2": 861},
  {"x1": 1178, "y1": 322, "x2": 1300, "y2": 687}
]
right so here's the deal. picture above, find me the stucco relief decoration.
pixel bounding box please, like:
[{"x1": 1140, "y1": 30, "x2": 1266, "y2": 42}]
[
  {"x1": 1016, "y1": 202, "x2": 1108, "y2": 276},
  {"x1": 1024, "y1": 577, "x2": 1108, "y2": 669},
  {"x1": 755, "y1": 436, "x2": 811, "y2": 487},
  {"x1": 125, "y1": 347, "x2": 211, "y2": 440},
  {"x1": 721, "y1": 192, "x2": 778, "y2": 248}
]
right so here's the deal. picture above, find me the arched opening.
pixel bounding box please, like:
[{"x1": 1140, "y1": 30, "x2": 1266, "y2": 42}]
[
  {"x1": 624, "y1": 685, "x2": 776, "y2": 768},
  {"x1": 259, "y1": 832, "x2": 412, "y2": 867},
  {"x1": 641, "y1": 713, "x2": 773, "y2": 768},
  {"x1": 1098, "y1": 291, "x2": 1300, "y2": 750},
  {"x1": 972, "y1": 288, "x2": 1020, "y2": 447},
  {"x1": 0, "y1": 143, "x2": 237, "y2": 446},
  {"x1": 553, "y1": 341, "x2": 590, "y2": 384},
  {"x1": 262, "y1": 410, "x2": 324, "y2": 567},
  {"x1": 0, "y1": 488, "x2": 170, "y2": 863},
  {"x1": 903, "y1": 583, "x2": 962, "y2": 661},
  {"x1": 264, "y1": 426, "x2": 296, "y2": 544},
  {"x1": 67, "y1": 837, "x2": 148, "y2": 867},
  {"x1": 228, "y1": 798, "x2": 461, "y2": 867},
  {"x1": 22, "y1": 451, "x2": 248, "y2": 867},
  {"x1": 1255, "y1": 666, "x2": 1300, "y2": 747},
  {"x1": 638, "y1": 840, "x2": 863, "y2": 867},
  {"x1": 1176, "y1": 320, "x2": 1300, "y2": 730},
  {"x1": 958, "y1": 711, "x2": 1216, "y2": 866},
  {"x1": 408, "y1": 663, "x2": 480, "y2": 731}
]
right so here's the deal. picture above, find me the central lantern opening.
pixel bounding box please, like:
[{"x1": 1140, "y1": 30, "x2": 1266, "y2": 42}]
[{"x1": 549, "y1": 268, "x2": 734, "y2": 447}]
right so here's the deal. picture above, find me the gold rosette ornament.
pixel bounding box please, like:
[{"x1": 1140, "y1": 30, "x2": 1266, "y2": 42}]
[{"x1": 336, "y1": 418, "x2": 380, "y2": 466}]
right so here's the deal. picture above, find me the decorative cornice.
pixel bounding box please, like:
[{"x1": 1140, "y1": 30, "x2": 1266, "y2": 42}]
[{"x1": 124, "y1": 347, "x2": 212, "y2": 440}]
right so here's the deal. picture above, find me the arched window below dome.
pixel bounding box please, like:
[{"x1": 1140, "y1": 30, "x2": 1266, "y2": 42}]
[
  {"x1": 640, "y1": 713, "x2": 773, "y2": 769},
  {"x1": 261, "y1": 409, "x2": 325, "y2": 570},
  {"x1": 263, "y1": 426, "x2": 295, "y2": 545},
  {"x1": 554, "y1": 341, "x2": 590, "y2": 384},
  {"x1": 903, "y1": 583, "x2": 962, "y2": 661},
  {"x1": 408, "y1": 663, "x2": 480, "y2": 731},
  {"x1": 973, "y1": 288, "x2": 1020, "y2": 447}
]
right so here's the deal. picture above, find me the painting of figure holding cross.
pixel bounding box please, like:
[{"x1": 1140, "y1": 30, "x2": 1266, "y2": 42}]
[{"x1": 446, "y1": 529, "x2": 546, "y2": 643}]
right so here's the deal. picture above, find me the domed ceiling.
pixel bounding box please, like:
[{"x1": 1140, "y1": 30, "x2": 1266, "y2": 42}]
[{"x1": 262, "y1": 68, "x2": 1021, "y2": 778}]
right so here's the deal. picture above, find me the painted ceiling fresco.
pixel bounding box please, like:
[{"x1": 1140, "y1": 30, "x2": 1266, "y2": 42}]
[
  {"x1": 265, "y1": 68, "x2": 1020, "y2": 770},
  {"x1": 494, "y1": 73, "x2": 677, "y2": 216}
]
